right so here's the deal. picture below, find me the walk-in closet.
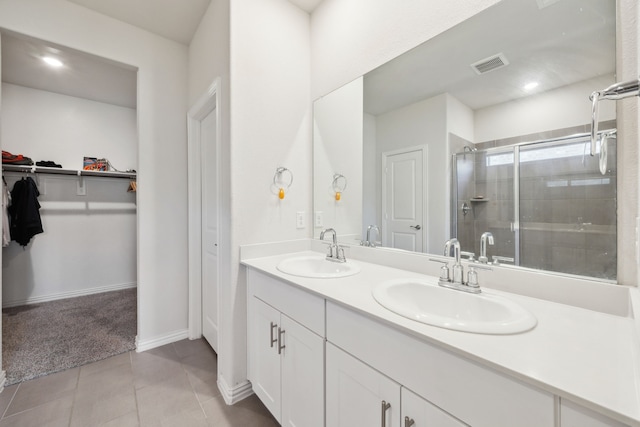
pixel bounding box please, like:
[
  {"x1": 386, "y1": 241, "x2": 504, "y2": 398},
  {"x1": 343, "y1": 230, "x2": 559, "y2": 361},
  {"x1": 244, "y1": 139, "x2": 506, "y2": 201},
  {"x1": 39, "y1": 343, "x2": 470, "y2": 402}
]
[{"x1": 0, "y1": 30, "x2": 138, "y2": 385}]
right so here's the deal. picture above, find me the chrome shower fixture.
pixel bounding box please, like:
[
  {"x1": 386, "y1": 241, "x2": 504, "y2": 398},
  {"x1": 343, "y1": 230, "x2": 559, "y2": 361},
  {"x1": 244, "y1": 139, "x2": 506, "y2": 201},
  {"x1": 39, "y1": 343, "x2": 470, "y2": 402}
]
[{"x1": 590, "y1": 78, "x2": 639, "y2": 158}]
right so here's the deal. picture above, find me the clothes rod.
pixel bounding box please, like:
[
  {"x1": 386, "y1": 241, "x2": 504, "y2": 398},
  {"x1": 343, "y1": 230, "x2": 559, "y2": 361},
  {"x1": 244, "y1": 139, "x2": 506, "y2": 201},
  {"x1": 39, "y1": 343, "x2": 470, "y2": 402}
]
[{"x1": 2, "y1": 164, "x2": 136, "y2": 179}]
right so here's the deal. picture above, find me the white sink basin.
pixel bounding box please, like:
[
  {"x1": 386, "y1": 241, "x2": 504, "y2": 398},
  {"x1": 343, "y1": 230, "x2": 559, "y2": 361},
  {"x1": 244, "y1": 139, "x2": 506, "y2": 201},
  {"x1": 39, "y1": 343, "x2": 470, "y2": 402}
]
[
  {"x1": 276, "y1": 255, "x2": 361, "y2": 278},
  {"x1": 372, "y1": 278, "x2": 537, "y2": 334}
]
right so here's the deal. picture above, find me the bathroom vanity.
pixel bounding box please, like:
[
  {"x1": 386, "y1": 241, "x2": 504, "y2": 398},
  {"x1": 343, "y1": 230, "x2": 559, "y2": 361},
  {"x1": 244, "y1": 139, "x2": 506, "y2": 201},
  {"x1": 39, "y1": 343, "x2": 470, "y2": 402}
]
[{"x1": 242, "y1": 241, "x2": 640, "y2": 427}]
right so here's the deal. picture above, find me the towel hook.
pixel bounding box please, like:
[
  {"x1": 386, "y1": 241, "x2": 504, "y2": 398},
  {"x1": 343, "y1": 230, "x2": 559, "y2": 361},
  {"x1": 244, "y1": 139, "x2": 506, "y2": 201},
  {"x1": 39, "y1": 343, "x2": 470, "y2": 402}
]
[
  {"x1": 589, "y1": 77, "x2": 639, "y2": 164},
  {"x1": 274, "y1": 167, "x2": 293, "y2": 199},
  {"x1": 332, "y1": 173, "x2": 347, "y2": 201}
]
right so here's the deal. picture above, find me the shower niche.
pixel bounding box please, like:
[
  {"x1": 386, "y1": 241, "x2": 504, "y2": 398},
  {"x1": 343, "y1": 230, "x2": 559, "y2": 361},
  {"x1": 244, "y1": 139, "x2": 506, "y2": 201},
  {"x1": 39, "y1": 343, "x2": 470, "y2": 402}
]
[{"x1": 452, "y1": 129, "x2": 617, "y2": 280}]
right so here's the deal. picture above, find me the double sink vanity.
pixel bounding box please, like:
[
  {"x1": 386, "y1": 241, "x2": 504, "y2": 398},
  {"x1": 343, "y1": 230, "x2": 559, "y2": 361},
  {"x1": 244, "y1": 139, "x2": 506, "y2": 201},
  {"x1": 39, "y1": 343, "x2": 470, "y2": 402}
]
[{"x1": 241, "y1": 239, "x2": 640, "y2": 427}]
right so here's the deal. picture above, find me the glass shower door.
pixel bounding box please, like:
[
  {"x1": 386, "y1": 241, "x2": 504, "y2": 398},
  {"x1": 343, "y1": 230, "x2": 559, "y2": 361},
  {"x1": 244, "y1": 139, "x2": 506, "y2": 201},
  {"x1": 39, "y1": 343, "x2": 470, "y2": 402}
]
[{"x1": 518, "y1": 136, "x2": 617, "y2": 279}]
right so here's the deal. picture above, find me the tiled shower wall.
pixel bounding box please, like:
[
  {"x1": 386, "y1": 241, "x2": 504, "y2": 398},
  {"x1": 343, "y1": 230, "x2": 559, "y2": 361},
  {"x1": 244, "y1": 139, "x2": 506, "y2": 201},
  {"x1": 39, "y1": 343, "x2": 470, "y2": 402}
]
[{"x1": 454, "y1": 121, "x2": 617, "y2": 280}]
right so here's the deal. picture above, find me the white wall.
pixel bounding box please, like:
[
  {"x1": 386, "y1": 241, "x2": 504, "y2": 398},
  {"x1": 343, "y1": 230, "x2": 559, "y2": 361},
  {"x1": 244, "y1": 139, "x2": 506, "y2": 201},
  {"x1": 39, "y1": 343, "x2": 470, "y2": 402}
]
[
  {"x1": 375, "y1": 94, "x2": 448, "y2": 252},
  {"x1": 446, "y1": 94, "x2": 474, "y2": 144},
  {"x1": 313, "y1": 77, "x2": 363, "y2": 241},
  {"x1": 475, "y1": 75, "x2": 617, "y2": 142},
  {"x1": 1, "y1": 83, "x2": 137, "y2": 170},
  {"x1": 188, "y1": 0, "x2": 230, "y2": 107},
  {"x1": 0, "y1": 0, "x2": 189, "y2": 350},
  {"x1": 2, "y1": 174, "x2": 136, "y2": 306},
  {"x1": 617, "y1": 0, "x2": 639, "y2": 286},
  {"x1": 197, "y1": 0, "x2": 309, "y2": 398},
  {"x1": 1, "y1": 83, "x2": 137, "y2": 306},
  {"x1": 187, "y1": 0, "x2": 240, "y2": 399}
]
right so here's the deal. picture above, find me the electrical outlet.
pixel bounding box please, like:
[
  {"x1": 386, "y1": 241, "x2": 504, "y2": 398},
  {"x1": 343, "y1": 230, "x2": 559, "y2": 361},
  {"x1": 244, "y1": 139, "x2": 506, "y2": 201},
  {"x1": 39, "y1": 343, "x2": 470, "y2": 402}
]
[
  {"x1": 296, "y1": 211, "x2": 305, "y2": 229},
  {"x1": 315, "y1": 211, "x2": 323, "y2": 228}
]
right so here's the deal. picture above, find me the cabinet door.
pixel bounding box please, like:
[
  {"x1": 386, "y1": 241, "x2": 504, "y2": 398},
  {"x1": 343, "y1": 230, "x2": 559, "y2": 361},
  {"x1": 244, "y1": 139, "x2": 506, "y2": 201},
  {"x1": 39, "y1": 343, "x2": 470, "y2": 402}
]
[
  {"x1": 402, "y1": 387, "x2": 468, "y2": 427},
  {"x1": 249, "y1": 297, "x2": 282, "y2": 421},
  {"x1": 327, "y1": 343, "x2": 401, "y2": 427},
  {"x1": 560, "y1": 400, "x2": 629, "y2": 427},
  {"x1": 280, "y1": 314, "x2": 324, "y2": 427}
]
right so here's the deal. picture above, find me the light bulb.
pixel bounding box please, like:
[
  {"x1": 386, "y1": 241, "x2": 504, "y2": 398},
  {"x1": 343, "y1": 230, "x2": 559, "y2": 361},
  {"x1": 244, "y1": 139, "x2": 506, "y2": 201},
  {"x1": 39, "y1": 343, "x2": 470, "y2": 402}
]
[{"x1": 42, "y1": 56, "x2": 63, "y2": 68}]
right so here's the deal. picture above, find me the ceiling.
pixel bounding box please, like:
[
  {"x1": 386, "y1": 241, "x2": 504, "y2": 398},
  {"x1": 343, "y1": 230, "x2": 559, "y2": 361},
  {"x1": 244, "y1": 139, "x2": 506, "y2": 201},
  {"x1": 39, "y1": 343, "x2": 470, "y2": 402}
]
[
  {"x1": 0, "y1": 0, "x2": 324, "y2": 109},
  {"x1": 1, "y1": 31, "x2": 137, "y2": 108},
  {"x1": 0, "y1": 0, "x2": 615, "y2": 114},
  {"x1": 68, "y1": 0, "x2": 323, "y2": 45},
  {"x1": 364, "y1": 0, "x2": 616, "y2": 115},
  {"x1": 67, "y1": 0, "x2": 212, "y2": 45}
]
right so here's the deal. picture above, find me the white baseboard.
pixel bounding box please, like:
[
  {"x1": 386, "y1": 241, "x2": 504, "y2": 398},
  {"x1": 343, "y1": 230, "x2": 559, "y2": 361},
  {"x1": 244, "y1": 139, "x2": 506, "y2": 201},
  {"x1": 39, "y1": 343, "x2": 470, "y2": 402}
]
[
  {"x1": 2, "y1": 282, "x2": 137, "y2": 308},
  {"x1": 218, "y1": 375, "x2": 253, "y2": 405},
  {"x1": 136, "y1": 329, "x2": 189, "y2": 353}
]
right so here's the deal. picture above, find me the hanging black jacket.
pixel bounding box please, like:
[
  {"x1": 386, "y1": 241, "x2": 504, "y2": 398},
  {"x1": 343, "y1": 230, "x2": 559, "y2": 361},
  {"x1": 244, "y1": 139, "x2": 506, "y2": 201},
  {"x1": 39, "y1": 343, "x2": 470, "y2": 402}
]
[{"x1": 8, "y1": 177, "x2": 43, "y2": 246}]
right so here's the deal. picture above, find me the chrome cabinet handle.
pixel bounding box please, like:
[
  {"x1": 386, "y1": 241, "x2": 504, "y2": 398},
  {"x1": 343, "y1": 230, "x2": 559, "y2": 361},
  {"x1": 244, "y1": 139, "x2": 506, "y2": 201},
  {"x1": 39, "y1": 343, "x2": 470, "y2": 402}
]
[
  {"x1": 277, "y1": 327, "x2": 286, "y2": 354},
  {"x1": 381, "y1": 400, "x2": 391, "y2": 427},
  {"x1": 270, "y1": 322, "x2": 277, "y2": 348},
  {"x1": 405, "y1": 416, "x2": 415, "y2": 427},
  {"x1": 409, "y1": 224, "x2": 421, "y2": 230}
]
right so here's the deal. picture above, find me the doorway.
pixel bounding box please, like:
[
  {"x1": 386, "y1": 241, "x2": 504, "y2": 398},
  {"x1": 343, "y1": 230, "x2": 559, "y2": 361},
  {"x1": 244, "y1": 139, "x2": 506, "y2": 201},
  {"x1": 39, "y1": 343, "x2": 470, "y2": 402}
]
[
  {"x1": 0, "y1": 30, "x2": 139, "y2": 385},
  {"x1": 188, "y1": 80, "x2": 220, "y2": 352},
  {"x1": 381, "y1": 146, "x2": 428, "y2": 252}
]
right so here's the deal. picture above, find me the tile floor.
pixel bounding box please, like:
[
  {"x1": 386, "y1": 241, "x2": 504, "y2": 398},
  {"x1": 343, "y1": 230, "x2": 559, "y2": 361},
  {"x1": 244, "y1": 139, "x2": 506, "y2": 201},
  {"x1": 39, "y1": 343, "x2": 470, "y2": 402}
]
[{"x1": 0, "y1": 339, "x2": 278, "y2": 426}]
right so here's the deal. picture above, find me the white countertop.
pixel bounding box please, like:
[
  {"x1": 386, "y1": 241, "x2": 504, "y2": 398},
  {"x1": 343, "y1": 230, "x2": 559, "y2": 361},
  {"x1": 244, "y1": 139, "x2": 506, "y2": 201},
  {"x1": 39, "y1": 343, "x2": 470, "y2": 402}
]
[{"x1": 242, "y1": 249, "x2": 640, "y2": 427}]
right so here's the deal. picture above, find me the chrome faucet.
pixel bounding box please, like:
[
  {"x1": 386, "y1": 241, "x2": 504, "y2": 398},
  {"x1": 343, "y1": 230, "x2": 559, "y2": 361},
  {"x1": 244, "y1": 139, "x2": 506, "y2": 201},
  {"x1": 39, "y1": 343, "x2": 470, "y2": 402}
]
[
  {"x1": 478, "y1": 232, "x2": 494, "y2": 264},
  {"x1": 320, "y1": 228, "x2": 346, "y2": 262},
  {"x1": 443, "y1": 238, "x2": 463, "y2": 284},
  {"x1": 431, "y1": 238, "x2": 490, "y2": 294},
  {"x1": 362, "y1": 225, "x2": 380, "y2": 247}
]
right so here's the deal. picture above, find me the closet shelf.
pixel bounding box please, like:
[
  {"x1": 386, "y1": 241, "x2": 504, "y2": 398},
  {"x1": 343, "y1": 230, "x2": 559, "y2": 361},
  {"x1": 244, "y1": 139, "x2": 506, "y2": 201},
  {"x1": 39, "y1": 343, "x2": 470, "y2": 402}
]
[{"x1": 2, "y1": 164, "x2": 136, "y2": 179}]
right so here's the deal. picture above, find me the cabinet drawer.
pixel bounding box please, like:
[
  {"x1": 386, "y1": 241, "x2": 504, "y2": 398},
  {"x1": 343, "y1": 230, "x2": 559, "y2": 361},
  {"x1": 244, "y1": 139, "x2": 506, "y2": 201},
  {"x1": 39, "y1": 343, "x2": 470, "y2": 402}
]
[
  {"x1": 247, "y1": 268, "x2": 325, "y2": 336},
  {"x1": 327, "y1": 301, "x2": 554, "y2": 427}
]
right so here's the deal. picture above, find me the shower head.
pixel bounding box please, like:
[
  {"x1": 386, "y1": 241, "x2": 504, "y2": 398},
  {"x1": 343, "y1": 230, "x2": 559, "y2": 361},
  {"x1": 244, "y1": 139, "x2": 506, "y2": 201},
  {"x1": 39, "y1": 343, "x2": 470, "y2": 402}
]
[{"x1": 463, "y1": 146, "x2": 477, "y2": 152}]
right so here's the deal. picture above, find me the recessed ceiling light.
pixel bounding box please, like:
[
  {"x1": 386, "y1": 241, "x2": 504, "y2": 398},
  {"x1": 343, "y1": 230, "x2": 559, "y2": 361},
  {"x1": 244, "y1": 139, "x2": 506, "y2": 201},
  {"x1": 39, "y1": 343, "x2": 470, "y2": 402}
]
[
  {"x1": 524, "y1": 82, "x2": 539, "y2": 91},
  {"x1": 42, "y1": 56, "x2": 63, "y2": 68}
]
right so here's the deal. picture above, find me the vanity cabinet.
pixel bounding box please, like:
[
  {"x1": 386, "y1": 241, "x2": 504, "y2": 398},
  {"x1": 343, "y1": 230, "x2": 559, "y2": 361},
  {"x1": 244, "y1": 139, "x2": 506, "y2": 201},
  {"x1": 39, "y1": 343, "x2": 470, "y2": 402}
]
[
  {"x1": 326, "y1": 342, "x2": 400, "y2": 427},
  {"x1": 327, "y1": 342, "x2": 467, "y2": 427},
  {"x1": 402, "y1": 387, "x2": 468, "y2": 427},
  {"x1": 560, "y1": 399, "x2": 630, "y2": 427},
  {"x1": 245, "y1": 264, "x2": 634, "y2": 427},
  {"x1": 247, "y1": 269, "x2": 325, "y2": 427},
  {"x1": 326, "y1": 301, "x2": 555, "y2": 427}
]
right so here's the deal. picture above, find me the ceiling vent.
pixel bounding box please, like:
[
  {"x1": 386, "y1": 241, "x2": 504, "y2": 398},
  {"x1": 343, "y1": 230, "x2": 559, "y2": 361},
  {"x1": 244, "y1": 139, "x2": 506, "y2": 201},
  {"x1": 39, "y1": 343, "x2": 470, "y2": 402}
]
[{"x1": 470, "y1": 53, "x2": 509, "y2": 75}]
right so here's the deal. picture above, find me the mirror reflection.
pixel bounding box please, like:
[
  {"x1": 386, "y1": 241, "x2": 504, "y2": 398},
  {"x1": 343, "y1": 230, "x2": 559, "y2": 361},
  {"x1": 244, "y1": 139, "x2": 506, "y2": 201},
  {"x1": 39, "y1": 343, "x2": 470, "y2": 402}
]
[{"x1": 313, "y1": 0, "x2": 617, "y2": 280}]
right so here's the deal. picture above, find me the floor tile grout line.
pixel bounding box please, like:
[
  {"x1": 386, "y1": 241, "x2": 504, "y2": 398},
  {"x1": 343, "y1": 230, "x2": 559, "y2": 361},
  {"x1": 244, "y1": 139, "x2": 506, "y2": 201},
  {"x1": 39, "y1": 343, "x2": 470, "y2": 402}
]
[
  {"x1": 177, "y1": 341, "x2": 212, "y2": 420},
  {"x1": 0, "y1": 383, "x2": 19, "y2": 420},
  {"x1": 0, "y1": 390, "x2": 74, "y2": 422},
  {"x1": 67, "y1": 366, "x2": 82, "y2": 427},
  {"x1": 129, "y1": 351, "x2": 143, "y2": 427}
]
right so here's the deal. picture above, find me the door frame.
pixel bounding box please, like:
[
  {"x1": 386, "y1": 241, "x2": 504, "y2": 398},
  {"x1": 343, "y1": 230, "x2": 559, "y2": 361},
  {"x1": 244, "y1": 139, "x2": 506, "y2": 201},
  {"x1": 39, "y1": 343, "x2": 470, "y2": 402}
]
[
  {"x1": 187, "y1": 79, "x2": 221, "y2": 340},
  {"x1": 381, "y1": 145, "x2": 428, "y2": 252}
]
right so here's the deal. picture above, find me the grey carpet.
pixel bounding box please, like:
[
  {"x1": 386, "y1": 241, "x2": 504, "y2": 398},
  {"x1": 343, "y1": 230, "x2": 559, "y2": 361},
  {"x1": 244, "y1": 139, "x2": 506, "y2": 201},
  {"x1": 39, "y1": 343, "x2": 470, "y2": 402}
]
[{"x1": 2, "y1": 288, "x2": 137, "y2": 385}]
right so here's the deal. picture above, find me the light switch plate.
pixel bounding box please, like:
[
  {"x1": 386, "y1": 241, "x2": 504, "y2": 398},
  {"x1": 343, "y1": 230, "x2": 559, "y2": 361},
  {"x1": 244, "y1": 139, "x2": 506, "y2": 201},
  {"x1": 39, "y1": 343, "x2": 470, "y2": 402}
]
[{"x1": 315, "y1": 211, "x2": 323, "y2": 228}]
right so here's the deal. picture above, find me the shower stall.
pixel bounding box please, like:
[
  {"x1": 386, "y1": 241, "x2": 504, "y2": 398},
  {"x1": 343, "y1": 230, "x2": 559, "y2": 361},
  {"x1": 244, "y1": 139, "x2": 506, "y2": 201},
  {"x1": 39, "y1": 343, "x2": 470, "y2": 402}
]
[{"x1": 452, "y1": 131, "x2": 617, "y2": 280}]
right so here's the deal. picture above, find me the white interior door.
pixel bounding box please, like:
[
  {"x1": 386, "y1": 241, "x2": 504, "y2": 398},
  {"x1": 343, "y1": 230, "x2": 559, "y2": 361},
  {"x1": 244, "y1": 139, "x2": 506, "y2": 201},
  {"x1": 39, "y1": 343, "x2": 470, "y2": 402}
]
[
  {"x1": 201, "y1": 108, "x2": 219, "y2": 351},
  {"x1": 382, "y1": 147, "x2": 426, "y2": 252}
]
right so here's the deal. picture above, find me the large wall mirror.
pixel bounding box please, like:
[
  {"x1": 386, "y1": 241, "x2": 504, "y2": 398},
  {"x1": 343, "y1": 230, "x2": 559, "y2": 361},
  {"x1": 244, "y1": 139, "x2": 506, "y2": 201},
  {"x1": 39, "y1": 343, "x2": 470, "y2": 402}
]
[{"x1": 313, "y1": 0, "x2": 618, "y2": 281}]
